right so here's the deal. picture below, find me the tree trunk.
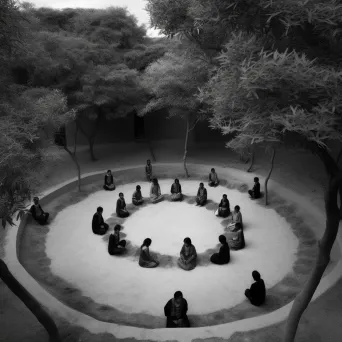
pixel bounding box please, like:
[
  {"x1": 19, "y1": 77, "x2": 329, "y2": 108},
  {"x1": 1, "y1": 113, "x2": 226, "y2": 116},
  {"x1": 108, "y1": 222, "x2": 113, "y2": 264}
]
[
  {"x1": 73, "y1": 124, "x2": 78, "y2": 155},
  {"x1": 0, "y1": 259, "x2": 61, "y2": 342},
  {"x1": 88, "y1": 136, "x2": 97, "y2": 162},
  {"x1": 264, "y1": 148, "x2": 276, "y2": 206},
  {"x1": 283, "y1": 174, "x2": 342, "y2": 342},
  {"x1": 63, "y1": 145, "x2": 81, "y2": 192},
  {"x1": 76, "y1": 115, "x2": 100, "y2": 162},
  {"x1": 247, "y1": 147, "x2": 255, "y2": 172},
  {"x1": 183, "y1": 118, "x2": 190, "y2": 178}
]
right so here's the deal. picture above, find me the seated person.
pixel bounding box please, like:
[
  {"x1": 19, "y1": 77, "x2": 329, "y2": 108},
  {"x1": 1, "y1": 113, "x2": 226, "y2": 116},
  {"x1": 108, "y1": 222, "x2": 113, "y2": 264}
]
[
  {"x1": 227, "y1": 205, "x2": 243, "y2": 229},
  {"x1": 215, "y1": 194, "x2": 230, "y2": 217},
  {"x1": 139, "y1": 238, "x2": 159, "y2": 268},
  {"x1": 177, "y1": 237, "x2": 197, "y2": 271},
  {"x1": 195, "y1": 182, "x2": 207, "y2": 206},
  {"x1": 108, "y1": 224, "x2": 127, "y2": 255},
  {"x1": 245, "y1": 270, "x2": 266, "y2": 306},
  {"x1": 132, "y1": 185, "x2": 144, "y2": 205},
  {"x1": 170, "y1": 178, "x2": 183, "y2": 201},
  {"x1": 92, "y1": 206, "x2": 109, "y2": 235},
  {"x1": 164, "y1": 291, "x2": 190, "y2": 328},
  {"x1": 208, "y1": 168, "x2": 219, "y2": 187},
  {"x1": 227, "y1": 222, "x2": 245, "y2": 250},
  {"x1": 103, "y1": 170, "x2": 115, "y2": 191},
  {"x1": 145, "y1": 159, "x2": 153, "y2": 182},
  {"x1": 248, "y1": 177, "x2": 261, "y2": 199},
  {"x1": 210, "y1": 235, "x2": 230, "y2": 265},
  {"x1": 150, "y1": 178, "x2": 164, "y2": 203},
  {"x1": 116, "y1": 193, "x2": 129, "y2": 218},
  {"x1": 29, "y1": 197, "x2": 49, "y2": 225}
]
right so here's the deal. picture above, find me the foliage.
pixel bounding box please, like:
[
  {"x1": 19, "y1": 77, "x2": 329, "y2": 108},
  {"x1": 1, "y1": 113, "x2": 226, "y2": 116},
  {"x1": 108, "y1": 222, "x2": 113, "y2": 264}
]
[
  {"x1": 140, "y1": 50, "x2": 208, "y2": 119},
  {"x1": 0, "y1": 88, "x2": 75, "y2": 228},
  {"x1": 124, "y1": 41, "x2": 168, "y2": 71}
]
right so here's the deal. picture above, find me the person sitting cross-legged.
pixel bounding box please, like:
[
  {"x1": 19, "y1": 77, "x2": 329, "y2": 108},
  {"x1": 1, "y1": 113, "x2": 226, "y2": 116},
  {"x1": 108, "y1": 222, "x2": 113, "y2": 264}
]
[
  {"x1": 150, "y1": 178, "x2": 164, "y2": 203},
  {"x1": 227, "y1": 222, "x2": 245, "y2": 250},
  {"x1": 29, "y1": 197, "x2": 50, "y2": 225},
  {"x1": 132, "y1": 185, "x2": 144, "y2": 206},
  {"x1": 145, "y1": 159, "x2": 153, "y2": 182},
  {"x1": 139, "y1": 238, "x2": 159, "y2": 268},
  {"x1": 215, "y1": 194, "x2": 230, "y2": 217},
  {"x1": 103, "y1": 169, "x2": 115, "y2": 191},
  {"x1": 210, "y1": 235, "x2": 230, "y2": 265},
  {"x1": 116, "y1": 193, "x2": 129, "y2": 218},
  {"x1": 170, "y1": 178, "x2": 183, "y2": 201},
  {"x1": 164, "y1": 291, "x2": 190, "y2": 328},
  {"x1": 208, "y1": 168, "x2": 219, "y2": 187},
  {"x1": 177, "y1": 237, "x2": 197, "y2": 271},
  {"x1": 227, "y1": 205, "x2": 243, "y2": 230},
  {"x1": 92, "y1": 206, "x2": 109, "y2": 235},
  {"x1": 195, "y1": 182, "x2": 207, "y2": 206},
  {"x1": 245, "y1": 270, "x2": 266, "y2": 306},
  {"x1": 108, "y1": 224, "x2": 127, "y2": 255},
  {"x1": 248, "y1": 177, "x2": 261, "y2": 199}
]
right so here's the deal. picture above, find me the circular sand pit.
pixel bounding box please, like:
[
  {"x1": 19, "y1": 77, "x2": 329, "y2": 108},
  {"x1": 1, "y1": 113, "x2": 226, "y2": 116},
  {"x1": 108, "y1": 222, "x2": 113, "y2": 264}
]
[{"x1": 44, "y1": 179, "x2": 299, "y2": 317}]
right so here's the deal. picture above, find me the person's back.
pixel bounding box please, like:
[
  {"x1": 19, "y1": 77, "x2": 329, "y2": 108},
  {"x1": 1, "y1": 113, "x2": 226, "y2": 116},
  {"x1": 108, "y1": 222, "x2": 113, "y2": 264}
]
[
  {"x1": 219, "y1": 242, "x2": 230, "y2": 263},
  {"x1": 250, "y1": 279, "x2": 266, "y2": 306},
  {"x1": 253, "y1": 181, "x2": 261, "y2": 198}
]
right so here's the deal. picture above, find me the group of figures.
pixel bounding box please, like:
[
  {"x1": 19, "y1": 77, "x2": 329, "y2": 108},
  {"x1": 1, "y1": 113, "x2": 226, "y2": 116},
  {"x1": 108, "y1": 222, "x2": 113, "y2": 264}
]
[
  {"x1": 28, "y1": 162, "x2": 265, "y2": 328},
  {"x1": 164, "y1": 270, "x2": 266, "y2": 328}
]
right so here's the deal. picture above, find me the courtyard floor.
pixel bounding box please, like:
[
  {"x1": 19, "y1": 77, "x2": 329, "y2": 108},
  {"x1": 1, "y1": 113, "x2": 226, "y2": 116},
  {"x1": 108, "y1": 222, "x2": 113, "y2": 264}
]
[{"x1": 1, "y1": 140, "x2": 342, "y2": 342}]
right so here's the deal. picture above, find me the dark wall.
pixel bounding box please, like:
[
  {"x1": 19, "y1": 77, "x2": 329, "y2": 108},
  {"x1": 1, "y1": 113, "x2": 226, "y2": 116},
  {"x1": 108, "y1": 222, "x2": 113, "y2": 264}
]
[
  {"x1": 66, "y1": 113, "x2": 135, "y2": 146},
  {"x1": 65, "y1": 109, "x2": 229, "y2": 146}
]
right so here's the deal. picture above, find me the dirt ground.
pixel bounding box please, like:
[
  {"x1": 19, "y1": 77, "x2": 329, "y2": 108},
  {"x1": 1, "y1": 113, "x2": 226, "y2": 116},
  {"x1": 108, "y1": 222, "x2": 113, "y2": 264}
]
[{"x1": 1, "y1": 140, "x2": 342, "y2": 342}]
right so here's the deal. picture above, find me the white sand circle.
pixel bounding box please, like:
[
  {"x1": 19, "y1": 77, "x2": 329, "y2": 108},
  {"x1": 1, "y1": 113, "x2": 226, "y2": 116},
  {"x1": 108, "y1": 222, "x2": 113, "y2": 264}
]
[
  {"x1": 46, "y1": 179, "x2": 299, "y2": 316},
  {"x1": 124, "y1": 201, "x2": 224, "y2": 255}
]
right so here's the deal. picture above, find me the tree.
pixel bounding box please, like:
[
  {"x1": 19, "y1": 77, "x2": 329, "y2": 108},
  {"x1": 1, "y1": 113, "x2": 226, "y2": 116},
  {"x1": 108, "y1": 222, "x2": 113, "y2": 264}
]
[
  {"x1": 140, "y1": 50, "x2": 209, "y2": 177},
  {"x1": 0, "y1": 87, "x2": 75, "y2": 342},
  {"x1": 191, "y1": 1, "x2": 342, "y2": 340},
  {"x1": 70, "y1": 64, "x2": 146, "y2": 160}
]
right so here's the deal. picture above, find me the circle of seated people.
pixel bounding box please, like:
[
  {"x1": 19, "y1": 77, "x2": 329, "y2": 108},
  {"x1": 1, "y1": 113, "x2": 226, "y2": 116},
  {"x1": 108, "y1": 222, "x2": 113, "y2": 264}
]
[{"x1": 91, "y1": 166, "x2": 264, "y2": 270}]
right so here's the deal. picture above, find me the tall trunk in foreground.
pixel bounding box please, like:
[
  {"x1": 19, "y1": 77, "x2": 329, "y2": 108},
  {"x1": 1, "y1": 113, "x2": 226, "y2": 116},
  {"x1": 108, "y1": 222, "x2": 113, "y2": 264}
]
[
  {"x1": 0, "y1": 259, "x2": 61, "y2": 342},
  {"x1": 283, "y1": 174, "x2": 342, "y2": 342},
  {"x1": 73, "y1": 124, "x2": 78, "y2": 154},
  {"x1": 264, "y1": 148, "x2": 276, "y2": 206},
  {"x1": 247, "y1": 146, "x2": 255, "y2": 172},
  {"x1": 183, "y1": 117, "x2": 190, "y2": 178}
]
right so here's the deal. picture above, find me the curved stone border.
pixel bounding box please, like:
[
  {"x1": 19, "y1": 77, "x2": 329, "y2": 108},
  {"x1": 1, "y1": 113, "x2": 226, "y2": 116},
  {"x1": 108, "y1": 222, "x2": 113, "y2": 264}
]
[
  {"x1": 18, "y1": 175, "x2": 318, "y2": 328},
  {"x1": 4, "y1": 163, "x2": 342, "y2": 342}
]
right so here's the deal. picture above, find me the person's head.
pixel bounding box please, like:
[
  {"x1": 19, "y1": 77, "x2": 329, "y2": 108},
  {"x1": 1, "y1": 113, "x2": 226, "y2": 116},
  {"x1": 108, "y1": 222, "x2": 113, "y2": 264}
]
[
  {"x1": 254, "y1": 177, "x2": 259, "y2": 183},
  {"x1": 211, "y1": 168, "x2": 215, "y2": 173},
  {"x1": 147, "y1": 159, "x2": 151, "y2": 165},
  {"x1": 234, "y1": 205, "x2": 240, "y2": 213},
  {"x1": 183, "y1": 237, "x2": 191, "y2": 246},
  {"x1": 235, "y1": 222, "x2": 242, "y2": 231},
  {"x1": 152, "y1": 178, "x2": 158, "y2": 185},
  {"x1": 114, "y1": 224, "x2": 121, "y2": 233},
  {"x1": 199, "y1": 182, "x2": 204, "y2": 188},
  {"x1": 119, "y1": 192, "x2": 124, "y2": 199},
  {"x1": 252, "y1": 270, "x2": 261, "y2": 281},
  {"x1": 107, "y1": 170, "x2": 111, "y2": 175},
  {"x1": 136, "y1": 185, "x2": 141, "y2": 191},
  {"x1": 223, "y1": 194, "x2": 227, "y2": 200},
  {"x1": 142, "y1": 238, "x2": 152, "y2": 248},
  {"x1": 219, "y1": 235, "x2": 227, "y2": 244},
  {"x1": 33, "y1": 197, "x2": 39, "y2": 205},
  {"x1": 97, "y1": 206, "x2": 103, "y2": 214},
  {"x1": 175, "y1": 178, "x2": 179, "y2": 184},
  {"x1": 174, "y1": 291, "x2": 183, "y2": 304}
]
